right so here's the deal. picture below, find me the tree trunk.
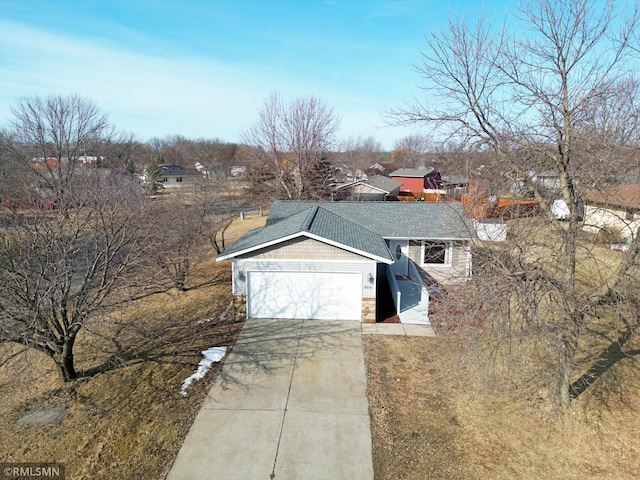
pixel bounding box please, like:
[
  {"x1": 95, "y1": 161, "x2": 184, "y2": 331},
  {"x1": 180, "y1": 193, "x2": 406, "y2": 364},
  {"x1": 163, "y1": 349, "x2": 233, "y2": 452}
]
[
  {"x1": 554, "y1": 338, "x2": 574, "y2": 409},
  {"x1": 52, "y1": 339, "x2": 77, "y2": 382}
]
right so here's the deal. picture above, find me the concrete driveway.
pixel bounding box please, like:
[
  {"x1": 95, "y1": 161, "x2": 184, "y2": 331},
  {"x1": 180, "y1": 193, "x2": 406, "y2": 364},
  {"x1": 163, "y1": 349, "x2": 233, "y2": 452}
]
[{"x1": 166, "y1": 318, "x2": 374, "y2": 480}]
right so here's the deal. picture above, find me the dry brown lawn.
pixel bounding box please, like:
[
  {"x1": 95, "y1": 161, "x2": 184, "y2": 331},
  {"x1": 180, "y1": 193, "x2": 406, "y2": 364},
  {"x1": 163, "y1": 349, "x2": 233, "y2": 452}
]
[
  {"x1": 0, "y1": 214, "x2": 263, "y2": 479},
  {"x1": 224, "y1": 211, "x2": 268, "y2": 243},
  {"x1": 364, "y1": 334, "x2": 640, "y2": 479},
  {"x1": 5, "y1": 210, "x2": 640, "y2": 479},
  {"x1": 365, "y1": 218, "x2": 640, "y2": 479}
]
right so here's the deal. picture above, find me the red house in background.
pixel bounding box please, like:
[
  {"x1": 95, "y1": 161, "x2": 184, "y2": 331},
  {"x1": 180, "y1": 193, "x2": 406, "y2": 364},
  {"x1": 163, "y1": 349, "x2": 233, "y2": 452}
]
[
  {"x1": 29, "y1": 157, "x2": 66, "y2": 170},
  {"x1": 389, "y1": 168, "x2": 442, "y2": 194}
]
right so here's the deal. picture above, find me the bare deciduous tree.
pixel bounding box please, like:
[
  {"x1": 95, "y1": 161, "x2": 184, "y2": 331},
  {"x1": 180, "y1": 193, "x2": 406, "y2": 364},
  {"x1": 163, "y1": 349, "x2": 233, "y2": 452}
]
[
  {"x1": 0, "y1": 173, "x2": 158, "y2": 381},
  {"x1": 242, "y1": 92, "x2": 340, "y2": 200},
  {"x1": 193, "y1": 177, "x2": 252, "y2": 255},
  {"x1": 142, "y1": 136, "x2": 239, "y2": 180},
  {"x1": 338, "y1": 135, "x2": 383, "y2": 179},
  {"x1": 391, "y1": 133, "x2": 431, "y2": 168},
  {"x1": 394, "y1": 0, "x2": 640, "y2": 408},
  {"x1": 7, "y1": 94, "x2": 121, "y2": 191},
  {"x1": 153, "y1": 198, "x2": 203, "y2": 292}
]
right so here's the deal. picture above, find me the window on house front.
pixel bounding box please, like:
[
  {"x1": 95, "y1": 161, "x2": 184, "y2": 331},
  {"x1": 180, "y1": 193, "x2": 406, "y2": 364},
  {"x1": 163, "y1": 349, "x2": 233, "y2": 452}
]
[
  {"x1": 177, "y1": 177, "x2": 183, "y2": 183},
  {"x1": 422, "y1": 241, "x2": 451, "y2": 266}
]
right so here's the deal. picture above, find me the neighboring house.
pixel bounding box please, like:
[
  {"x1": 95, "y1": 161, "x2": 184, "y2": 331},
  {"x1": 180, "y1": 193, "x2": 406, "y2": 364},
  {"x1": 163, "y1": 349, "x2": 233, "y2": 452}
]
[
  {"x1": 364, "y1": 162, "x2": 395, "y2": 177},
  {"x1": 583, "y1": 183, "x2": 640, "y2": 241},
  {"x1": 217, "y1": 201, "x2": 473, "y2": 324},
  {"x1": 510, "y1": 169, "x2": 561, "y2": 195},
  {"x1": 76, "y1": 155, "x2": 102, "y2": 164},
  {"x1": 440, "y1": 174, "x2": 468, "y2": 195},
  {"x1": 532, "y1": 170, "x2": 561, "y2": 192},
  {"x1": 389, "y1": 168, "x2": 442, "y2": 194},
  {"x1": 29, "y1": 157, "x2": 66, "y2": 170},
  {"x1": 335, "y1": 175, "x2": 404, "y2": 201},
  {"x1": 157, "y1": 164, "x2": 201, "y2": 188},
  {"x1": 333, "y1": 165, "x2": 367, "y2": 183},
  {"x1": 230, "y1": 165, "x2": 247, "y2": 177}
]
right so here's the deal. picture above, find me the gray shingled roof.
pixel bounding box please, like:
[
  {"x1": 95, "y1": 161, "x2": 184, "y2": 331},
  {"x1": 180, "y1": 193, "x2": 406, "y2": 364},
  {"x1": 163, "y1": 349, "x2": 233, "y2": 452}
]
[
  {"x1": 364, "y1": 175, "x2": 403, "y2": 193},
  {"x1": 267, "y1": 201, "x2": 472, "y2": 239},
  {"x1": 219, "y1": 201, "x2": 472, "y2": 261},
  {"x1": 441, "y1": 174, "x2": 468, "y2": 185},
  {"x1": 389, "y1": 167, "x2": 435, "y2": 178},
  {"x1": 159, "y1": 164, "x2": 200, "y2": 177},
  {"x1": 218, "y1": 205, "x2": 393, "y2": 261}
]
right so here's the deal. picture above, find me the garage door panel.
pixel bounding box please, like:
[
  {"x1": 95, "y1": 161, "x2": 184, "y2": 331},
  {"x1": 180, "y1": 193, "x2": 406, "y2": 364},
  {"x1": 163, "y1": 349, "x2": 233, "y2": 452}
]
[{"x1": 247, "y1": 271, "x2": 362, "y2": 320}]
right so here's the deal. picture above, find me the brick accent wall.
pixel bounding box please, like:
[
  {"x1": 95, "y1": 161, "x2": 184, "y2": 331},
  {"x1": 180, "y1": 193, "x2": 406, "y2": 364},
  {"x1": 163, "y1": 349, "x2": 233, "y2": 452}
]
[
  {"x1": 233, "y1": 294, "x2": 246, "y2": 320},
  {"x1": 362, "y1": 297, "x2": 376, "y2": 323}
]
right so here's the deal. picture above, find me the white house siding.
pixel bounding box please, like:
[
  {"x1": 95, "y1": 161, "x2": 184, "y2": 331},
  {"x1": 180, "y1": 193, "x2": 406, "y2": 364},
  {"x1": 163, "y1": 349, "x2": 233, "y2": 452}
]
[
  {"x1": 408, "y1": 240, "x2": 470, "y2": 284},
  {"x1": 583, "y1": 205, "x2": 640, "y2": 241},
  {"x1": 233, "y1": 259, "x2": 377, "y2": 299},
  {"x1": 352, "y1": 184, "x2": 401, "y2": 197},
  {"x1": 354, "y1": 184, "x2": 381, "y2": 195},
  {"x1": 350, "y1": 185, "x2": 386, "y2": 201},
  {"x1": 161, "y1": 175, "x2": 198, "y2": 188},
  {"x1": 161, "y1": 177, "x2": 184, "y2": 188}
]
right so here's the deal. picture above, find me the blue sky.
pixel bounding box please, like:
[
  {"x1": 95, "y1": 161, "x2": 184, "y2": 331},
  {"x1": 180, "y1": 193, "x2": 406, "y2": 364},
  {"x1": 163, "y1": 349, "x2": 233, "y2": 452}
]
[{"x1": 0, "y1": 1, "x2": 508, "y2": 149}]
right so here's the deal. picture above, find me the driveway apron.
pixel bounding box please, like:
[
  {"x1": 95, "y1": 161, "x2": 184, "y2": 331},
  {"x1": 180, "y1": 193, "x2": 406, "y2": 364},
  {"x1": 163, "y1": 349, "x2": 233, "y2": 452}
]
[{"x1": 166, "y1": 318, "x2": 374, "y2": 480}]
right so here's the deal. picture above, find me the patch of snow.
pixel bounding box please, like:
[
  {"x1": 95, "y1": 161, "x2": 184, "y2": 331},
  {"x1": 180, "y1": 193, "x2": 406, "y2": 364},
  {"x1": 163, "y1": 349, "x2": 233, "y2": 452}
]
[
  {"x1": 196, "y1": 317, "x2": 213, "y2": 325},
  {"x1": 551, "y1": 199, "x2": 570, "y2": 220},
  {"x1": 180, "y1": 346, "x2": 228, "y2": 396},
  {"x1": 610, "y1": 244, "x2": 630, "y2": 252}
]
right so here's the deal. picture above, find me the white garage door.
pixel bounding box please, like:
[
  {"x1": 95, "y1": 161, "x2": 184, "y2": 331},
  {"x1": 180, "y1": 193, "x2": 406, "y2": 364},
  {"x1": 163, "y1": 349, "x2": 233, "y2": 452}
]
[{"x1": 247, "y1": 271, "x2": 362, "y2": 320}]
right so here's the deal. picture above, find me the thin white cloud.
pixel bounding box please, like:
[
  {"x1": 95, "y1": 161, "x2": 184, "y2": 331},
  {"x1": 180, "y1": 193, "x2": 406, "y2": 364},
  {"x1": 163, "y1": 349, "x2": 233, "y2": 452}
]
[
  {"x1": 0, "y1": 20, "x2": 417, "y2": 148},
  {"x1": 0, "y1": 21, "x2": 290, "y2": 141}
]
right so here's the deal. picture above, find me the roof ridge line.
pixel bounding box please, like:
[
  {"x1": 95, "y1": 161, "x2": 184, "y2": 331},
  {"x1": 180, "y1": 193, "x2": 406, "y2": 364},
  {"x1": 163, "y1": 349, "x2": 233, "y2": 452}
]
[{"x1": 301, "y1": 205, "x2": 320, "y2": 231}]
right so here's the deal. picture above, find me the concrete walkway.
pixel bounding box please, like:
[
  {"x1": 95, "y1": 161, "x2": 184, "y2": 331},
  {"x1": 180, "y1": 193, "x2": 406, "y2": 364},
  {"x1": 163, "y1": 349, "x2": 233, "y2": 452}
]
[
  {"x1": 166, "y1": 318, "x2": 374, "y2": 480},
  {"x1": 361, "y1": 322, "x2": 436, "y2": 336}
]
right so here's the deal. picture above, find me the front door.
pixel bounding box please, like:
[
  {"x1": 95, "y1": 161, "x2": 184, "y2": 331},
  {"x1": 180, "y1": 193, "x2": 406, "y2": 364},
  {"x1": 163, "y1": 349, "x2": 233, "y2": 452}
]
[{"x1": 388, "y1": 240, "x2": 409, "y2": 278}]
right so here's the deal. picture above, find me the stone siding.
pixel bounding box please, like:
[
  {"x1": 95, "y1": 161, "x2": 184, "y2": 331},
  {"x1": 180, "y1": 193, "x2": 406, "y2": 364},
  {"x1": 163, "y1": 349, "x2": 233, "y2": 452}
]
[
  {"x1": 233, "y1": 294, "x2": 246, "y2": 320},
  {"x1": 361, "y1": 297, "x2": 376, "y2": 323}
]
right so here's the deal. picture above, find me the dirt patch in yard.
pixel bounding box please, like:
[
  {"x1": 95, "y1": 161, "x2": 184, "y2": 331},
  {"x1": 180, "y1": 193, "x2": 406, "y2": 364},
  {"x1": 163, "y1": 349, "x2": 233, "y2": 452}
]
[{"x1": 364, "y1": 335, "x2": 640, "y2": 479}]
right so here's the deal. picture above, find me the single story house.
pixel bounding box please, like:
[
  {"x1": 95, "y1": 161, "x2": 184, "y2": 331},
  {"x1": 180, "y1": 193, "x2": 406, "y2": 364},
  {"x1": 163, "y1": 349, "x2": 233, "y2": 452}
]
[
  {"x1": 583, "y1": 183, "x2": 640, "y2": 241},
  {"x1": 334, "y1": 165, "x2": 367, "y2": 183},
  {"x1": 509, "y1": 169, "x2": 561, "y2": 195},
  {"x1": 335, "y1": 175, "x2": 404, "y2": 201},
  {"x1": 389, "y1": 168, "x2": 442, "y2": 194},
  {"x1": 158, "y1": 164, "x2": 201, "y2": 188},
  {"x1": 364, "y1": 162, "x2": 394, "y2": 177},
  {"x1": 217, "y1": 201, "x2": 473, "y2": 324}
]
